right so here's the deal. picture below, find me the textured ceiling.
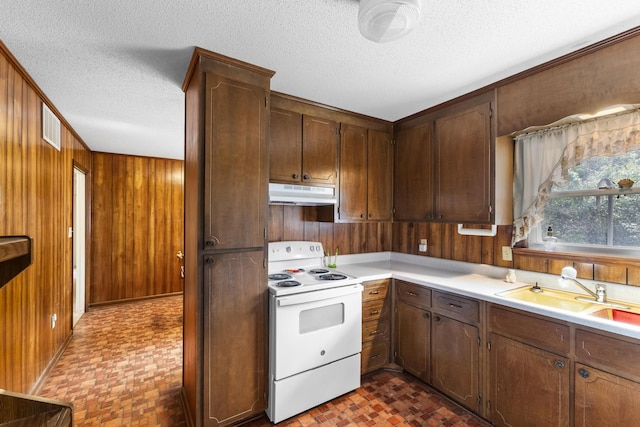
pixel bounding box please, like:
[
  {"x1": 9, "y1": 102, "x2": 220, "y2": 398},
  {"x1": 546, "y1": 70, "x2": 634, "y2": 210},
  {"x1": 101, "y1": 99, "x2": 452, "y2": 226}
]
[{"x1": 2, "y1": 1, "x2": 640, "y2": 160}]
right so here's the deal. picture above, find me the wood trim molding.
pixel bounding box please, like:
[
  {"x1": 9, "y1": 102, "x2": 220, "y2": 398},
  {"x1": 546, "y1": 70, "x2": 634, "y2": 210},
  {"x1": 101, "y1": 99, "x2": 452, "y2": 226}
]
[
  {"x1": 395, "y1": 25, "x2": 640, "y2": 126},
  {"x1": 512, "y1": 248, "x2": 640, "y2": 268}
]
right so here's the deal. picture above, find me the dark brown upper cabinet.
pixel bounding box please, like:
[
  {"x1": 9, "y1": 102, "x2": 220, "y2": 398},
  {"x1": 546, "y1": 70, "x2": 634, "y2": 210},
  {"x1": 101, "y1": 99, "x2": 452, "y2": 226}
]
[
  {"x1": 394, "y1": 91, "x2": 512, "y2": 225},
  {"x1": 338, "y1": 125, "x2": 393, "y2": 221},
  {"x1": 269, "y1": 108, "x2": 338, "y2": 186}
]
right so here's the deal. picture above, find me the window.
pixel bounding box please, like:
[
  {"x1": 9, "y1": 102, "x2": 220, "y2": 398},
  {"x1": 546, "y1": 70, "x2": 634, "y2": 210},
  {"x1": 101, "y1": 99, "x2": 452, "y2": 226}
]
[
  {"x1": 529, "y1": 151, "x2": 640, "y2": 255},
  {"x1": 512, "y1": 105, "x2": 640, "y2": 254}
]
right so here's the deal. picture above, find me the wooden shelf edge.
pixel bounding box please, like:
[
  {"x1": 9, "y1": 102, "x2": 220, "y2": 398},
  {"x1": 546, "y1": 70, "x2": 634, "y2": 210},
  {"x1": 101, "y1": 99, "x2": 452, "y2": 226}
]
[{"x1": 0, "y1": 236, "x2": 31, "y2": 263}]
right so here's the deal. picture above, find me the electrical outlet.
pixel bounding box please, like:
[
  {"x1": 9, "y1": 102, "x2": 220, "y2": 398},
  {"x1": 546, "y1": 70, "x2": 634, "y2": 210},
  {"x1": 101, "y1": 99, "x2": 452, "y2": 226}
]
[
  {"x1": 51, "y1": 313, "x2": 57, "y2": 329},
  {"x1": 501, "y1": 246, "x2": 513, "y2": 261},
  {"x1": 419, "y1": 239, "x2": 428, "y2": 252}
]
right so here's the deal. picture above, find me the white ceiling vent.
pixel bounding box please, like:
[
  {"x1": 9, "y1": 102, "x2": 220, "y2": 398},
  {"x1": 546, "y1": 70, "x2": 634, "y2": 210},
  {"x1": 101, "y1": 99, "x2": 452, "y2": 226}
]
[
  {"x1": 42, "y1": 102, "x2": 61, "y2": 151},
  {"x1": 358, "y1": 0, "x2": 422, "y2": 43}
]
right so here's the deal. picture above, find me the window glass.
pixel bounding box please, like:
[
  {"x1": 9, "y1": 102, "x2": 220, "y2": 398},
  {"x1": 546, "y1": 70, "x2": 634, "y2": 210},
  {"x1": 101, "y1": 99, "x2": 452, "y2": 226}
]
[{"x1": 531, "y1": 151, "x2": 640, "y2": 254}]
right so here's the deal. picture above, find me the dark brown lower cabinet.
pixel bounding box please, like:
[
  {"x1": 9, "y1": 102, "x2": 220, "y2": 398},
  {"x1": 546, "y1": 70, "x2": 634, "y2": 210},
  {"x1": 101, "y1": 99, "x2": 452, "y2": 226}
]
[
  {"x1": 361, "y1": 279, "x2": 391, "y2": 374},
  {"x1": 395, "y1": 299, "x2": 430, "y2": 383},
  {"x1": 574, "y1": 363, "x2": 640, "y2": 426},
  {"x1": 203, "y1": 250, "x2": 267, "y2": 426},
  {"x1": 488, "y1": 333, "x2": 569, "y2": 427},
  {"x1": 431, "y1": 314, "x2": 480, "y2": 412}
]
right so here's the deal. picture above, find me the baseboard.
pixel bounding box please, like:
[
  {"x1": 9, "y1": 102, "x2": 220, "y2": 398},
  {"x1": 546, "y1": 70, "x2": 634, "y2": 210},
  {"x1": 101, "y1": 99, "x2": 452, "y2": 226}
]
[
  {"x1": 29, "y1": 332, "x2": 74, "y2": 395},
  {"x1": 88, "y1": 291, "x2": 183, "y2": 309}
]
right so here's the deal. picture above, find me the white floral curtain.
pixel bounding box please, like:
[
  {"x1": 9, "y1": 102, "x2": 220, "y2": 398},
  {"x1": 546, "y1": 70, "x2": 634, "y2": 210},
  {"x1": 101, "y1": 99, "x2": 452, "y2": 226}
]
[{"x1": 512, "y1": 106, "x2": 640, "y2": 245}]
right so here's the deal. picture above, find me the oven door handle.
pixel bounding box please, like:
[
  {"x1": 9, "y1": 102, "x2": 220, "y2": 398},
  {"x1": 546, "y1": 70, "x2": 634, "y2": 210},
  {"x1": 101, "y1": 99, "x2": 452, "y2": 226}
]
[{"x1": 277, "y1": 284, "x2": 363, "y2": 307}]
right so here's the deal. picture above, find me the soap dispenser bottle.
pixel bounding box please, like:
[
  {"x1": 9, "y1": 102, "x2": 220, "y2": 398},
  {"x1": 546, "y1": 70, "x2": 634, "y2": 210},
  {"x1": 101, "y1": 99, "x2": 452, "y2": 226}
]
[{"x1": 544, "y1": 226, "x2": 558, "y2": 251}]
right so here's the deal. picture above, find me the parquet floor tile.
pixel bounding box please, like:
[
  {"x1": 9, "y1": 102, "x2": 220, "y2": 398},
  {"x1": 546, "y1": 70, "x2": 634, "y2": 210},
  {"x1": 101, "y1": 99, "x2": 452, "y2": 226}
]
[{"x1": 37, "y1": 295, "x2": 491, "y2": 427}]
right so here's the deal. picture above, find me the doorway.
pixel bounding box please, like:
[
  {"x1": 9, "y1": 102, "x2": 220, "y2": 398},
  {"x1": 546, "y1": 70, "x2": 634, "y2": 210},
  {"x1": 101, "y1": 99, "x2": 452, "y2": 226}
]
[{"x1": 73, "y1": 167, "x2": 87, "y2": 327}]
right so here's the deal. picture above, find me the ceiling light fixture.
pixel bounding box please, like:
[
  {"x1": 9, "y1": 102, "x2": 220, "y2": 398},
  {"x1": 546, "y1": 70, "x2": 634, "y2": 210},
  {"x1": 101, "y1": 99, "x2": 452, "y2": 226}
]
[{"x1": 358, "y1": 0, "x2": 422, "y2": 43}]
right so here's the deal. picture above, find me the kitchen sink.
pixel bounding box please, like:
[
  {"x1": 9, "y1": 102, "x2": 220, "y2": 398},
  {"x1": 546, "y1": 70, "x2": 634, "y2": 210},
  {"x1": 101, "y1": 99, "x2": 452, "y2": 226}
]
[
  {"x1": 589, "y1": 308, "x2": 640, "y2": 326},
  {"x1": 497, "y1": 286, "x2": 597, "y2": 312}
]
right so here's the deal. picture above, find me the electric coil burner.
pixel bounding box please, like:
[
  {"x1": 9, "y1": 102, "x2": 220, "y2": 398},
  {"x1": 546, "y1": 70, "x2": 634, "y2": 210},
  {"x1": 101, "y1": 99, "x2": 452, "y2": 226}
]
[
  {"x1": 268, "y1": 273, "x2": 292, "y2": 281},
  {"x1": 266, "y1": 241, "x2": 363, "y2": 423},
  {"x1": 276, "y1": 280, "x2": 301, "y2": 288},
  {"x1": 319, "y1": 273, "x2": 348, "y2": 281}
]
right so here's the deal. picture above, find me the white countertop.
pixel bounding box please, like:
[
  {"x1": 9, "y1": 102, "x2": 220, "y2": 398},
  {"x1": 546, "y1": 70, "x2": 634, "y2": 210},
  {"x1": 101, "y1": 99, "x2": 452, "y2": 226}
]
[{"x1": 332, "y1": 252, "x2": 640, "y2": 340}]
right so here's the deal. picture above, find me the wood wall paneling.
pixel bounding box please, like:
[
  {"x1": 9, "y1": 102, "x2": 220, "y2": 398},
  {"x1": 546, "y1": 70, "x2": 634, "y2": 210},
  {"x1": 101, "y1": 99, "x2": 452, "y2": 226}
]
[
  {"x1": 90, "y1": 153, "x2": 183, "y2": 306},
  {"x1": 0, "y1": 47, "x2": 91, "y2": 394}
]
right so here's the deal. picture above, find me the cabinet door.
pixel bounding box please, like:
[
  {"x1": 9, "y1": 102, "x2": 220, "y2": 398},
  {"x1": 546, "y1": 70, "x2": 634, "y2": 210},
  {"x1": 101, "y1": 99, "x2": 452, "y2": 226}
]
[
  {"x1": 367, "y1": 128, "x2": 393, "y2": 221},
  {"x1": 394, "y1": 122, "x2": 433, "y2": 221},
  {"x1": 488, "y1": 333, "x2": 569, "y2": 427},
  {"x1": 339, "y1": 124, "x2": 368, "y2": 221},
  {"x1": 270, "y1": 108, "x2": 302, "y2": 183},
  {"x1": 574, "y1": 363, "x2": 640, "y2": 426},
  {"x1": 432, "y1": 315, "x2": 480, "y2": 412},
  {"x1": 204, "y1": 74, "x2": 267, "y2": 250},
  {"x1": 434, "y1": 102, "x2": 492, "y2": 223},
  {"x1": 395, "y1": 300, "x2": 430, "y2": 383},
  {"x1": 302, "y1": 115, "x2": 338, "y2": 184},
  {"x1": 203, "y1": 250, "x2": 267, "y2": 426}
]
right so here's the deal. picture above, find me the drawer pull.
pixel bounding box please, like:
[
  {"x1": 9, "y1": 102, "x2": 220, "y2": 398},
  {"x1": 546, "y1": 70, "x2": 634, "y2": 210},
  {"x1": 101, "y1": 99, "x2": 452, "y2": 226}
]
[
  {"x1": 578, "y1": 368, "x2": 590, "y2": 379},
  {"x1": 369, "y1": 310, "x2": 380, "y2": 315},
  {"x1": 448, "y1": 303, "x2": 463, "y2": 309},
  {"x1": 371, "y1": 353, "x2": 383, "y2": 359},
  {"x1": 555, "y1": 360, "x2": 565, "y2": 369},
  {"x1": 369, "y1": 330, "x2": 380, "y2": 336},
  {"x1": 369, "y1": 290, "x2": 380, "y2": 295},
  {"x1": 406, "y1": 291, "x2": 418, "y2": 297}
]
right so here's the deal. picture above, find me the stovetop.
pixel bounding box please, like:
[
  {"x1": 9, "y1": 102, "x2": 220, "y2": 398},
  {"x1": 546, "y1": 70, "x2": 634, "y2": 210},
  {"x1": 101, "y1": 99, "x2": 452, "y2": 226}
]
[{"x1": 267, "y1": 241, "x2": 361, "y2": 296}]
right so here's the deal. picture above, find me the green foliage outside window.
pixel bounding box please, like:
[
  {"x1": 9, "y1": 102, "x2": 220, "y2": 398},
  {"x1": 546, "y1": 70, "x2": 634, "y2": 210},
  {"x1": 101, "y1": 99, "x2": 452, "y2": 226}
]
[{"x1": 539, "y1": 151, "x2": 640, "y2": 248}]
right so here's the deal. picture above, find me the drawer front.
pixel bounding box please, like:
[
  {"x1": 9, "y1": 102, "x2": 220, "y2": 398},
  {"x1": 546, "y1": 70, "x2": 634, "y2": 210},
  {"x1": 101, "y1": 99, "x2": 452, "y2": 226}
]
[
  {"x1": 576, "y1": 329, "x2": 640, "y2": 380},
  {"x1": 432, "y1": 290, "x2": 479, "y2": 324},
  {"x1": 362, "y1": 299, "x2": 391, "y2": 322},
  {"x1": 488, "y1": 305, "x2": 570, "y2": 355},
  {"x1": 396, "y1": 280, "x2": 431, "y2": 309},
  {"x1": 361, "y1": 340, "x2": 390, "y2": 374},
  {"x1": 362, "y1": 318, "x2": 390, "y2": 343},
  {"x1": 362, "y1": 279, "x2": 390, "y2": 302}
]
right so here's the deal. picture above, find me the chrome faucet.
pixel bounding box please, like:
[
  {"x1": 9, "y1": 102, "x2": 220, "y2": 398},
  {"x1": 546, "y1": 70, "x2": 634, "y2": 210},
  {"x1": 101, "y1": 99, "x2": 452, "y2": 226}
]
[{"x1": 560, "y1": 266, "x2": 607, "y2": 303}]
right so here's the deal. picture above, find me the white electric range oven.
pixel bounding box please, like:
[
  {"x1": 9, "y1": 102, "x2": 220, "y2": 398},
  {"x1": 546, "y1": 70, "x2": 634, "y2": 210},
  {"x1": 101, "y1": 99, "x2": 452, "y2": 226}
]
[{"x1": 266, "y1": 241, "x2": 363, "y2": 424}]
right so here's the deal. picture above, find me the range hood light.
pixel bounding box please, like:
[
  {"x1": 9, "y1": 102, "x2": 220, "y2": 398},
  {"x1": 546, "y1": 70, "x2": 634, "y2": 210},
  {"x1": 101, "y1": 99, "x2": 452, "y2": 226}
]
[{"x1": 269, "y1": 183, "x2": 337, "y2": 206}]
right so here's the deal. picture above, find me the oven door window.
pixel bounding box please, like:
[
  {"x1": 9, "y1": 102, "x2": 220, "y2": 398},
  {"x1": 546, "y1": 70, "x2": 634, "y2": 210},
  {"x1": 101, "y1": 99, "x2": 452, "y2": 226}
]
[{"x1": 299, "y1": 303, "x2": 344, "y2": 334}]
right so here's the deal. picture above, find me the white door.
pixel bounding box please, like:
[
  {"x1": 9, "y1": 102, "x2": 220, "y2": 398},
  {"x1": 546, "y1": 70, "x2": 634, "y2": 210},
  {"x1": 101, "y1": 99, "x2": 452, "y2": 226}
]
[{"x1": 73, "y1": 167, "x2": 87, "y2": 327}]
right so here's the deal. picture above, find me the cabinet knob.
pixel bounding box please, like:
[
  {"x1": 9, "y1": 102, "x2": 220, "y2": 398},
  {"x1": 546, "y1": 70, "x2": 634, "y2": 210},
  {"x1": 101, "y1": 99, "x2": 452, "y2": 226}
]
[
  {"x1": 438, "y1": 214, "x2": 444, "y2": 219},
  {"x1": 206, "y1": 240, "x2": 215, "y2": 247},
  {"x1": 292, "y1": 173, "x2": 300, "y2": 179},
  {"x1": 303, "y1": 174, "x2": 310, "y2": 180},
  {"x1": 423, "y1": 312, "x2": 430, "y2": 319},
  {"x1": 360, "y1": 213, "x2": 365, "y2": 219},
  {"x1": 206, "y1": 258, "x2": 215, "y2": 265},
  {"x1": 555, "y1": 360, "x2": 565, "y2": 369},
  {"x1": 425, "y1": 213, "x2": 432, "y2": 220},
  {"x1": 368, "y1": 213, "x2": 374, "y2": 218},
  {"x1": 434, "y1": 315, "x2": 441, "y2": 322},
  {"x1": 578, "y1": 368, "x2": 590, "y2": 378}
]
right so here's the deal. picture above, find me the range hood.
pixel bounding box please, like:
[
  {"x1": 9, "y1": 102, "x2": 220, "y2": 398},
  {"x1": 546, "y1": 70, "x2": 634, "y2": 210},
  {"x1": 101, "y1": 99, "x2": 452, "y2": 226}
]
[{"x1": 269, "y1": 183, "x2": 337, "y2": 206}]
